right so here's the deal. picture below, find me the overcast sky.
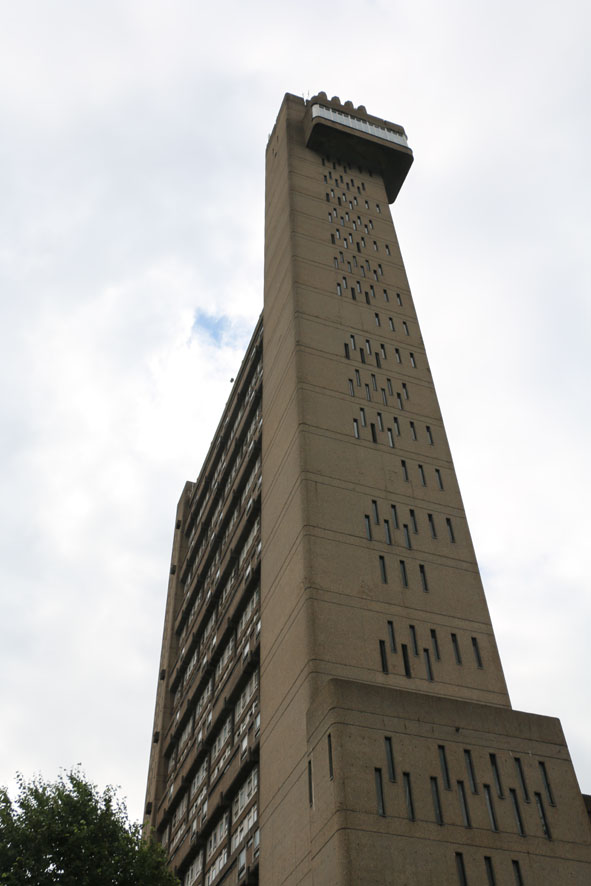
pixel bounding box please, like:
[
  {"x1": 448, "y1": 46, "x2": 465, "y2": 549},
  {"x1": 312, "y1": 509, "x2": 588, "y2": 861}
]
[{"x1": 1, "y1": 0, "x2": 589, "y2": 820}]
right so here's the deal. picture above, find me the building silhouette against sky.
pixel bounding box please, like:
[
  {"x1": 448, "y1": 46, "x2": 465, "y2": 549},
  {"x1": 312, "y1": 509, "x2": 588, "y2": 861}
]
[{"x1": 145, "y1": 93, "x2": 591, "y2": 885}]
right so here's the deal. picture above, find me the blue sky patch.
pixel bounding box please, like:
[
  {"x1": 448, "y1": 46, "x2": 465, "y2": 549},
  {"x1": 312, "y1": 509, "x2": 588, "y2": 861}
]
[{"x1": 192, "y1": 310, "x2": 231, "y2": 345}]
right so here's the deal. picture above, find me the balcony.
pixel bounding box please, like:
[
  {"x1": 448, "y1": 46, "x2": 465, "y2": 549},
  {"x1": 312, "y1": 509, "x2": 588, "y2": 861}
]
[{"x1": 304, "y1": 98, "x2": 413, "y2": 202}]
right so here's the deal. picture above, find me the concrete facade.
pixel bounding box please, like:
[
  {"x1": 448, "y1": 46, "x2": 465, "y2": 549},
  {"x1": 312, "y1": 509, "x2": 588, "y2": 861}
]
[{"x1": 145, "y1": 93, "x2": 591, "y2": 885}]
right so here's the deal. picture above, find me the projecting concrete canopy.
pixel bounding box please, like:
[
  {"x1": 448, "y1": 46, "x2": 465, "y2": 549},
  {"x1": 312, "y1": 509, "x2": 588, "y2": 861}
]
[{"x1": 303, "y1": 94, "x2": 413, "y2": 203}]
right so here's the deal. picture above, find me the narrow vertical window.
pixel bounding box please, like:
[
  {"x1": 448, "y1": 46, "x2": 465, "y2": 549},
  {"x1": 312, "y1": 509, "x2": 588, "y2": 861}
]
[
  {"x1": 370, "y1": 423, "x2": 377, "y2": 443},
  {"x1": 336, "y1": 283, "x2": 342, "y2": 296},
  {"x1": 428, "y1": 513, "x2": 437, "y2": 538},
  {"x1": 371, "y1": 373, "x2": 377, "y2": 390},
  {"x1": 464, "y1": 749, "x2": 478, "y2": 794},
  {"x1": 387, "y1": 620, "x2": 396, "y2": 651},
  {"x1": 534, "y1": 792, "x2": 551, "y2": 839},
  {"x1": 384, "y1": 519, "x2": 391, "y2": 544},
  {"x1": 396, "y1": 291, "x2": 402, "y2": 305},
  {"x1": 385, "y1": 737, "x2": 396, "y2": 781},
  {"x1": 424, "y1": 648, "x2": 434, "y2": 681},
  {"x1": 403, "y1": 772, "x2": 415, "y2": 821},
  {"x1": 455, "y1": 853, "x2": 468, "y2": 886},
  {"x1": 360, "y1": 408, "x2": 366, "y2": 427},
  {"x1": 380, "y1": 343, "x2": 387, "y2": 359},
  {"x1": 385, "y1": 243, "x2": 390, "y2": 254},
  {"x1": 348, "y1": 378, "x2": 354, "y2": 396},
  {"x1": 409, "y1": 625, "x2": 418, "y2": 655},
  {"x1": 539, "y1": 761, "x2": 555, "y2": 805},
  {"x1": 430, "y1": 628, "x2": 440, "y2": 659},
  {"x1": 360, "y1": 350, "x2": 366, "y2": 364},
  {"x1": 435, "y1": 468, "x2": 444, "y2": 489},
  {"x1": 372, "y1": 500, "x2": 379, "y2": 523},
  {"x1": 419, "y1": 564, "x2": 429, "y2": 592},
  {"x1": 389, "y1": 318, "x2": 395, "y2": 332},
  {"x1": 402, "y1": 382, "x2": 408, "y2": 399},
  {"x1": 379, "y1": 639, "x2": 388, "y2": 673},
  {"x1": 393, "y1": 417, "x2": 400, "y2": 436},
  {"x1": 438, "y1": 745, "x2": 451, "y2": 789},
  {"x1": 344, "y1": 342, "x2": 350, "y2": 359},
  {"x1": 399, "y1": 559, "x2": 408, "y2": 587},
  {"x1": 379, "y1": 556, "x2": 387, "y2": 584},
  {"x1": 375, "y1": 768, "x2": 385, "y2": 816},
  {"x1": 484, "y1": 784, "x2": 498, "y2": 831},
  {"x1": 387, "y1": 378, "x2": 393, "y2": 395},
  {"x1": 409, "y1": 509, "x2": 418, "y2": 532},
  {"x1": 395, "y1": 347, "x2": 401, "y2": 362},
  {"x1": 381, "y1": 388, "x2": 387, "y2": 404},
  {"x1": 403, "y1": 524, "x2": 412, "y2": 549},
  {"x1": 383, "y1": 288, "x2": 389, "y2": 302},
  {"x1": 426, "y1": 425, "x2": 433, "y2": 444},
  {"x1": 431, "y1": 776, "x2": 443, "y2": 824},
  {"x1": 364, "y1": 515, "x2": 372, "y2": 540},
  {"x1": 512, "y1": 860, "x2": 524, "y2": 886},
  {"x1": 410, "y1": 421, "x2": 417, "y2": 440},
  {"x1": 451, "y1": 633, "x2": 462, "y2": 664},
  {"x1": 457, "y1": 780, "x2": 471, "y2": 827},
  {"x1": 472, "y1": 637, "x2": 483, "y2": 668},
  {"x1": 308, "y1": 760, "x2": 313, "y2": 807},
  {"x1": 410, "y1": 352, "x2": 416, "y2": 368},
  {"x1": 350, "y1": 334, "x2": 356, "y2": 350},
  {"x1": 377, "y1": 412, "x2": 384, "y2": 431},
  {"x1": 401, "y1": 460, "x2": 408, "y2": 481},
  {"x1": 365, "y1": 383, "x2": 371, "y2": 400},
  {"x1": 484, "y1": 857, "x2": 496, "y2": 886},
  {"x1": 353, "y1": 419, "x2": 360, "y2": 438},
  {"x1": 327, "y1": 733, "x2": 333, "y2": 779},
  {"x1": 490, "y1": 754, "x2": 503, "y2": 798},
  {"x1": 387, "y1": 429, "x2": 394, "y2": 447},
  {"x1": 374, "y1": 312, "x2": 380, "y2": 326},
  {"x1": 446, "y1": 517, "x2": 456, "y2": 542},
  {"x1": 396, "y1": 392, "x2": 404, "y2": 410},
  {"x1": 391, "y1": 505, "x2": 399, "y2": 528},
  {"x1": 401, "y1": 644, "x2": 411, "y2": 677},
  {"x1": 418, "y1": 464, "x2": 426, "y2": 485},
  {"x1": 514, "y1": 758, "x2": 529, "y2": 802},
  {"x1": 510, "y1": 788, "x2": 525, "y2": 835},
  {"x1": 403, "y1": 321, "x2": 409, "y2": 335},
  {"x1": 355, "y1": 368, "x2": 361, "y2": 386},
  {"x1": 365, "y1": 339, "x2": 371, "y2": 354}
]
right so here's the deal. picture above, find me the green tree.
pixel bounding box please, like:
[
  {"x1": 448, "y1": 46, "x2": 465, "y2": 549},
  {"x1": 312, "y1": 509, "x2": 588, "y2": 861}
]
[{"x1": 0, "y1": 769, "x2": 179, "y2": 886}]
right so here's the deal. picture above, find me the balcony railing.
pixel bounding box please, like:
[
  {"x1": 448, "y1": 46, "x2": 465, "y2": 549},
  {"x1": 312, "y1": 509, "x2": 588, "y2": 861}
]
[{"x1": 311, "y1": 104, "x2": 409, "y2": 149}]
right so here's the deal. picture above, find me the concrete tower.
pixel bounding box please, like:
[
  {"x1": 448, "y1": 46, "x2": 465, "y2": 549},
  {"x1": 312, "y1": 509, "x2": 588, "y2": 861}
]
[{"x1": 145, "y1": 93, "x2": 591, "y2": 886}]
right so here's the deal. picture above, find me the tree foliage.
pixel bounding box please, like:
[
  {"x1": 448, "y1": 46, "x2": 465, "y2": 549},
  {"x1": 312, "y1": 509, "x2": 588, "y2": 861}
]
[{"x1": 0, "y1": 769, "x2": 178, "y2": 886}]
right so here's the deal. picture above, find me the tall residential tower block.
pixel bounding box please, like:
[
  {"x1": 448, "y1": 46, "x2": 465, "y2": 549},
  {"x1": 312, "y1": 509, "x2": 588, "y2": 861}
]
[{"x1": 145, "y1": 93, "x2": 591, "y2": 886}]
